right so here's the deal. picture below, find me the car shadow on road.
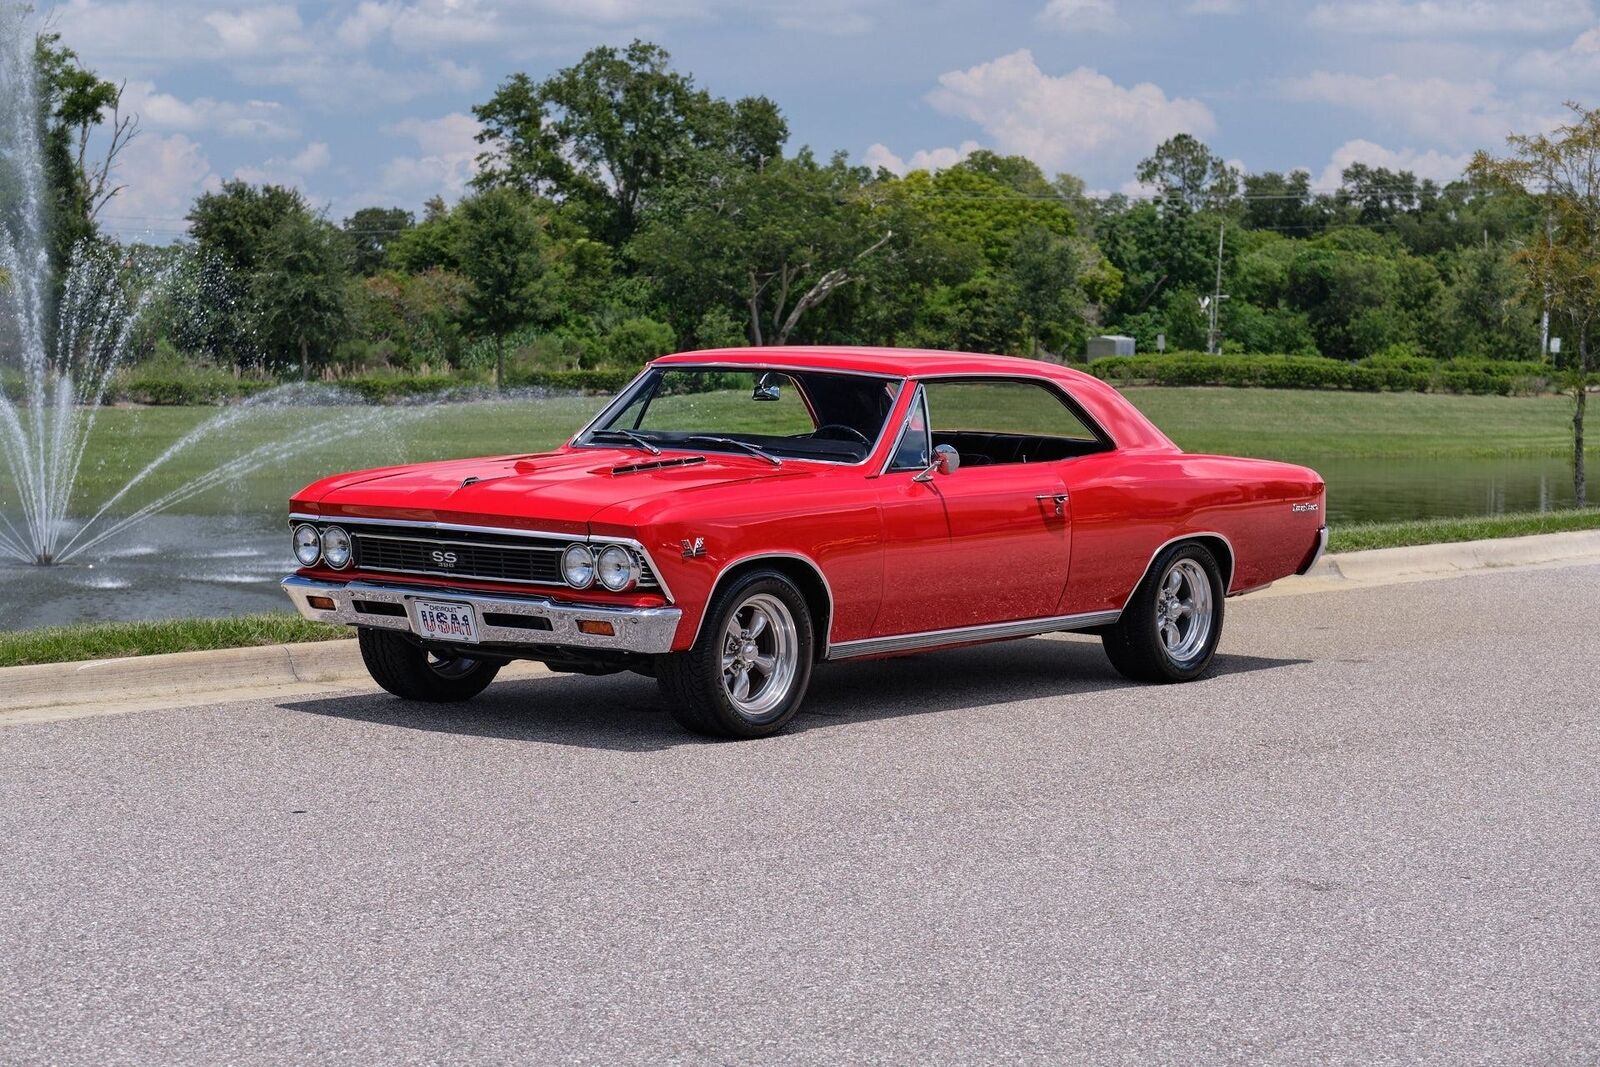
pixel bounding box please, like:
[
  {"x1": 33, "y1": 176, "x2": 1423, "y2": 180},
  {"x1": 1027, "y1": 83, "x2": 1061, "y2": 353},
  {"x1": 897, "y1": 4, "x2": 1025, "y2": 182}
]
[{"x1": 282, "y1": 635, "x2": 1308, "y2": 753}]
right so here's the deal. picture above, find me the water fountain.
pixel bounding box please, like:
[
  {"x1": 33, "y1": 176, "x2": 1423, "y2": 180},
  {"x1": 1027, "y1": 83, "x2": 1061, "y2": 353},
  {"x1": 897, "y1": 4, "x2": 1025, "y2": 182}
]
[{"x1": 0, "y1": 4, "x2": 402, "y2": 584}]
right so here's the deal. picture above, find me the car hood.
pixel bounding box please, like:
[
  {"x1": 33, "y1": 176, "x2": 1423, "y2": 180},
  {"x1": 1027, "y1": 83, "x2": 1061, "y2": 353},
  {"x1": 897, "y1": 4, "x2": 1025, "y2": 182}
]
[{"x1": 295, "y1": 447, "x2": 798, "y2": 535}]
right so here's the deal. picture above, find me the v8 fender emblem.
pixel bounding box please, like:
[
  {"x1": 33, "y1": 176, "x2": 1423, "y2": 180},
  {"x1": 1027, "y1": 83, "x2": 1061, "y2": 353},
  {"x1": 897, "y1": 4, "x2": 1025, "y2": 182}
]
[{"x1": 680, "y1": 537, "x2": 706, "y2": 559}]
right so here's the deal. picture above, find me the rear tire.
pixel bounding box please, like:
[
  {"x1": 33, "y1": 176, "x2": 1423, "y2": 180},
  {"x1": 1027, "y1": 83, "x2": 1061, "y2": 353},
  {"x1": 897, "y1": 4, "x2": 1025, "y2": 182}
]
[
  {"x1": 1102, "y1": 542, "x2": 1224, "y2": 683},
  {"x1": 656, "y1": 570, "x2": 815, "y2": 739},
  {"x1": 358, "y1": 627, "x2": 501, "y2": 702}
]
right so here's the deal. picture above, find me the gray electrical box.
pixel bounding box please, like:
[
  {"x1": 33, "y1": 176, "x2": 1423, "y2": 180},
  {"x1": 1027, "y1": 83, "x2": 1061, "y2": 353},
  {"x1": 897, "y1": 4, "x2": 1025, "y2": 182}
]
[{"x1": 1086, "y1": 335, "x2": 1136, "y2": 360}]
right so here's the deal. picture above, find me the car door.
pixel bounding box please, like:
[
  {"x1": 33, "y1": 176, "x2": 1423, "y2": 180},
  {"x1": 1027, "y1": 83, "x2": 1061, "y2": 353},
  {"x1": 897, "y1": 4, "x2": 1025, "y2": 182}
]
[{"x1": 871, "y1": 380, "x2": 1074, "y2": 637}]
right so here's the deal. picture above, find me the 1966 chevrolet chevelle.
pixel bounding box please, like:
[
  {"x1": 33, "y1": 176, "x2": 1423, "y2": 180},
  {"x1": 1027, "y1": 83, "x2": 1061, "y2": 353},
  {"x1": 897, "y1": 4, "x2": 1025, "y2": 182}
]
[{"x1": 284, "y1": 347, "x2": 1326, "y2": 738}]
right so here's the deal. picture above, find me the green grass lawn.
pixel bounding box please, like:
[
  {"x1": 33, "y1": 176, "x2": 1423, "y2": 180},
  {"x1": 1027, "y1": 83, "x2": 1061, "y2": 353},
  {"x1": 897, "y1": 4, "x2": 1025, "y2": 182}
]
[
  {"x1": 1327, "y1": 507, "x2": 1600, "y2": 553},
  {"x1": 0, "y1": 614, "x2": 347, "y2": 668},
  {"x1": 1120, "y1": 387, "x2": 1589, "y2": 461}
]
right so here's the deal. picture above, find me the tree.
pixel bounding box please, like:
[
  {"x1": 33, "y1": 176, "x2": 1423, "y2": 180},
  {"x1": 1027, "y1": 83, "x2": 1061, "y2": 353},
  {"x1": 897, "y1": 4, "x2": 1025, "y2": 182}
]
[
  {"x1": 1241, "y1": 169, "x2": 1325, "y2": 235},
  {"x1": 455, "y1": 188, "x2": 553, "y2": 388},
  {"x1": 1137, "y1": 134, "x2": 1239, "y2": 213},
  {"x1": 31, "y1": 31, "x2": 136, "y2": 264},
  {"x1": 185, "y1": 181, "x2": 312, "y2": 365},
  {"x1": 253, "y1": 212, "x2": 350, "y2": 379},
  {"x1": 1471, "y1": 103, "x2": 1600, "y2": 505},
  {"x1": 632, "y1": 151, "x2": 892, "y2": 346},
  {"x1": 473, "y1": 40, "x2": 786, "y2": 243},
  {"x1": 342, "y1": 206, "x2": 414, "y2": 275}
]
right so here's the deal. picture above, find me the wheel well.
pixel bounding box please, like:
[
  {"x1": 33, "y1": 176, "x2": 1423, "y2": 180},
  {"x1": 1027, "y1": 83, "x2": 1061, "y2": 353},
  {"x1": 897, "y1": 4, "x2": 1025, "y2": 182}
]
[
  {"x1": 1186, "y1": 534, "x2": 1235, "y2": 592},
  {"x1": 710, "y1": 556, "x2": 833, "y2": 659}
]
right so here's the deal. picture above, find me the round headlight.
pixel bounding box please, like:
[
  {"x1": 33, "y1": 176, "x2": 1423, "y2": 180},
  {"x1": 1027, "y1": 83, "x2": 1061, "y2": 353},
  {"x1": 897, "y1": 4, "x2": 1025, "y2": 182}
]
[
  {"x1": 293, "y1": 524, "x2": 322, "y2": 567},
  {"x1": 562, "y1": 544, "x2": 595, "y2": 589},
  {"x1": 596, "y1": 545, "x2": 639, "y2": 592},
  {"x1": 321, "y1": 526, "x2": 352, "y2": 570}
]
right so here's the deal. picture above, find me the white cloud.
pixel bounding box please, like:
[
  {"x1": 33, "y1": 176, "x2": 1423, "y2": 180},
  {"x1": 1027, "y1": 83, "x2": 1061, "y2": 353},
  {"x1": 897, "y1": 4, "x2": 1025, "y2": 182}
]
[
  {"x1": 1282, "y1": 71, "x2": 1534, "y2": 147},
  {"x1": 1185, "y1": 0, "x2": 1244, "y2": 12},
  {"x1": 51, "y1": 1, "x2": 310, "y2": 63},
  {"x1": 922, "y1": 50, "x2": 1215, "y2": 177},
  {"x1": 233, "y1": 141, "x2": 332, "y2": 190},
  {"x1": 1308, "y1": 0, "x2": 1594, "y2": 35},
  {"x1": 349, "y1": 112, "x2": 486, "y2": 209},
  {"x1": 98, "y1": 133, "x2": 220, "y2": 237},
  {"x1": 1314, "y1": 138, "x2": 1473, "y2": 188},
  {"x1": 120, "y1": 81, "x2": 299, "y2": 141},
  {"x1": 1037, "y1": 0, "x2": 1122, "y2": 32},
  {"x1": 861, "y1": 140, "x2": 983, "y2": 174},
  {"x1": 1509, "y1": 25, "x2": 1600, "y2": 87}
]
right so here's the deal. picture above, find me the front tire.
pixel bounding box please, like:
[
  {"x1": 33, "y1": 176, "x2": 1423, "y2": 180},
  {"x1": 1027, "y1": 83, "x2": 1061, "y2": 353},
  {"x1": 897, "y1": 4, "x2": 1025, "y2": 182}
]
[
  {"x1": 358, "y1": 628, "x2": 501, "y2": 702},
  {"x1": 1102, "y1": 542, "x2": 1224, "y2": 683},
  {"x1": 657, "y1": 570, "x2": 815, "y2": 738}
]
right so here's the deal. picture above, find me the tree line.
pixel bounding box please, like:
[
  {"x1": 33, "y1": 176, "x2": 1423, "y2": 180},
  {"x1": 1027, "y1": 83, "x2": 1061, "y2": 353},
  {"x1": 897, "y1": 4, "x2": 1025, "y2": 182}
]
[{"x1": 24, "y1": 35, "x2": 1596, "y2": 404}]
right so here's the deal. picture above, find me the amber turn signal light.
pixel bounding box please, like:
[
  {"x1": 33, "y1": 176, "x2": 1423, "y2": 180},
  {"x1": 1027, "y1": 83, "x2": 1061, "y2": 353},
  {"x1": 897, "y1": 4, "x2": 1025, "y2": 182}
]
[
  {"x1": 577, "y1": 619, "x2": 615, "y2": 637},
  {"x1": 306, "y1": 595, "x2": 337, "y2": 611}
]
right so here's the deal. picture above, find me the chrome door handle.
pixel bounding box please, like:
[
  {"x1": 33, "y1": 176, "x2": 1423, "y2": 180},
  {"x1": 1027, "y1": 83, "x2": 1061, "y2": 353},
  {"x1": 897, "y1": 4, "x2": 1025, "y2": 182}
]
[{"x1": 1036, "y1": 492, "x2": 1068, "y2": 516}]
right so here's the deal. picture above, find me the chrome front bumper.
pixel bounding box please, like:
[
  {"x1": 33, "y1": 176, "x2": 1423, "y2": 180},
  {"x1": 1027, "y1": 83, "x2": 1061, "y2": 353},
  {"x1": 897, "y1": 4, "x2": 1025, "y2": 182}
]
[{"x1": 281, "y1": 576, "x2": 682, "y2": 654}]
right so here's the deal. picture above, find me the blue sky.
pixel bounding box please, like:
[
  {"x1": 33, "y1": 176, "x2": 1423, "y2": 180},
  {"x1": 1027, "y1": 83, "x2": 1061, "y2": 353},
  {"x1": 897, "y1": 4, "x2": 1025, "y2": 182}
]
[{"x1": 42, "y1": 0, "x2": 1600, "y2": 241}]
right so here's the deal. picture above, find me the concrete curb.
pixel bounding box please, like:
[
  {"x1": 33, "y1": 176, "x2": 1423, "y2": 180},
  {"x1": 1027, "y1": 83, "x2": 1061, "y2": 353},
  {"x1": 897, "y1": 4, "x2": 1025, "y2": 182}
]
[
  {"x1": 1254, "y1": 528, "x2": 1600, "y2": 600},
  {"x1": 0, "y1": 640, "x2": 366, "y2": 715},
  {"x1": 3, "y1": 528, "x2": 1598, "y2": 723}
]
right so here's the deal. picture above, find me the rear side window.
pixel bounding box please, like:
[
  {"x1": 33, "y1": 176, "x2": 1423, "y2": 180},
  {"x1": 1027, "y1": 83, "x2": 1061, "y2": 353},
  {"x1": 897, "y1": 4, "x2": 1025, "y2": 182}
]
[{"x1": 922, "y1": 380, "x2": 1101, "y2": 441}]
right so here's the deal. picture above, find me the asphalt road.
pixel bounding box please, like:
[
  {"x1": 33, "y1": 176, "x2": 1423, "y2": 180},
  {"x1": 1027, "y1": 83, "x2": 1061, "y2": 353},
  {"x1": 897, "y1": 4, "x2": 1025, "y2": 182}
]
[{"x1": 3, "y1": 564, "x2": 1598, "y2": 1065}]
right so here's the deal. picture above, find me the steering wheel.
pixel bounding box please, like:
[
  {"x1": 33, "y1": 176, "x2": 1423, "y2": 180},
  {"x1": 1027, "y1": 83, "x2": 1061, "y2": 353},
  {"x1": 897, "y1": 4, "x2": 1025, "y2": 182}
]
[{"x1": 811, "y1": 424, "x2": 870, "y2": 445}]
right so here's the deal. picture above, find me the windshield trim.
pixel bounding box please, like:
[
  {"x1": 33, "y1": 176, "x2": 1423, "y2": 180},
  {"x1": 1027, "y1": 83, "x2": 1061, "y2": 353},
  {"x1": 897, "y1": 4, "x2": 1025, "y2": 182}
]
[{"x1": 570, "y1": 364, "x2": 908, "y2": 469}]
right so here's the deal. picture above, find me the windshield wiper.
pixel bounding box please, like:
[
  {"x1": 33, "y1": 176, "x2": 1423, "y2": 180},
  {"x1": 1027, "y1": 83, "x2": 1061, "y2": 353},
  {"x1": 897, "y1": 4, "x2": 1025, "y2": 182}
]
[
  {"x1": 588, "y1": 429, "x2": 661, "y2": 456},
  {"x1": 686, "y1": 435, "x2": 782, "y2": 467}
]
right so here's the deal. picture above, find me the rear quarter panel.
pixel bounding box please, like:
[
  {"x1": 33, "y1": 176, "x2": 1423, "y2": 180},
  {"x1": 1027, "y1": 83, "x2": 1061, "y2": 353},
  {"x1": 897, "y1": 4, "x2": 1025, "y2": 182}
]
[{"x1": 1059, "y1": 451, "x2": 1325, "y2": 616}]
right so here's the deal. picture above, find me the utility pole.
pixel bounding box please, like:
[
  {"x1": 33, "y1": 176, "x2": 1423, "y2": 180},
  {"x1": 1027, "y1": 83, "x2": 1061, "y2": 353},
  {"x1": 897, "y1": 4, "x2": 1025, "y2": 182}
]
[
  {"x1": 1206, "y1": 220, "x2": 1228, "y2": 355},
  {"x1": 1540, "y1": 214, "x2": 1553, "y2": 359}
]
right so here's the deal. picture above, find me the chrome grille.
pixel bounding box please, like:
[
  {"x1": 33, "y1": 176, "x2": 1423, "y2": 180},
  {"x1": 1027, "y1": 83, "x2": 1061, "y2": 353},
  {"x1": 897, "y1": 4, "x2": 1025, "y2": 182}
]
[{"x1": 336, "y1": 525, "x2": 657, "y2": 590}]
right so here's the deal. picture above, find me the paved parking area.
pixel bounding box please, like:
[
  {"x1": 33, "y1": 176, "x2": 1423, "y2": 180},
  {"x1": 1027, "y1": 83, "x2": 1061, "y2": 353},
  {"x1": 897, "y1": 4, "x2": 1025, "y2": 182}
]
[{"x1": 3, "y1": 564, "x2": 1598, "y2": 1064}]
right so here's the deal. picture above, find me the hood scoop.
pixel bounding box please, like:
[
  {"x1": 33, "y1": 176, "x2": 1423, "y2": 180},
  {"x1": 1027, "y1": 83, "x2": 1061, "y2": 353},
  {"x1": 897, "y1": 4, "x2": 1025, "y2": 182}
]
[{"x1": 611, "y1": 455, "x2": 708, "y2": 476}]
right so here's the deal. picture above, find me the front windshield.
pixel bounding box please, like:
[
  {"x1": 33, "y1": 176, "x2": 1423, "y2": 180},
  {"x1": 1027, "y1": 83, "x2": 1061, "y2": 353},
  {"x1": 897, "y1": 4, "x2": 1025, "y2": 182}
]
[{"x1": 583, "y1": 367, "x2": 901, "y2": 464}]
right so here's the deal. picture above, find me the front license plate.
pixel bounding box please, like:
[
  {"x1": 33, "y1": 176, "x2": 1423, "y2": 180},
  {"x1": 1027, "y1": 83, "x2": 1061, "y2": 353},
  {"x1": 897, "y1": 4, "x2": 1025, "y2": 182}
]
[{"x1": 414, "y1": 600, "x2": 479, "y2": 644}]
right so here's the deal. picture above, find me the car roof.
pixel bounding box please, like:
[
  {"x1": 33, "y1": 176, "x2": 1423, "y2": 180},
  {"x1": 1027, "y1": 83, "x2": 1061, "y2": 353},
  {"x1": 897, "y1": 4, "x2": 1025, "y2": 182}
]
[
  {"x1": 652, "y1": 346, "x2": 1090, "y2": 381},
  {"x1": 649, "y1": 345, "x2": 1177, "y2": 453}
]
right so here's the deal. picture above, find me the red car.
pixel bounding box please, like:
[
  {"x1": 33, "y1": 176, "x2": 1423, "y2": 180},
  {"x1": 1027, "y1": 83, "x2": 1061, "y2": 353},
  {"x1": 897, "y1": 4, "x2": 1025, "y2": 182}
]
[{"x1": 284, "y1": 347, "x2": 1326, "y2": 738}]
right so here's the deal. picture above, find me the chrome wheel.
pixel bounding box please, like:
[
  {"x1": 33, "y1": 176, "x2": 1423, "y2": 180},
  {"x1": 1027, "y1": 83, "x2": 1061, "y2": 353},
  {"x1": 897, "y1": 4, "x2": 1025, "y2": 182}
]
[
  {"x1": 720, "y1": 592, "x2": 799, "y2": 720},
  {"x1": 1156, "y1": 558, "x2": 1213, "y2": 663},
  {"x1": 427, "y1": 651, "x2": 481, "y2": 680}
]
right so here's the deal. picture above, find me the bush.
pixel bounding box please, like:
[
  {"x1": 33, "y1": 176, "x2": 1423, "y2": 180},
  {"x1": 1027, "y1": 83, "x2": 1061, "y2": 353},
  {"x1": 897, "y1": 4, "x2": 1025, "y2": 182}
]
[
  {"x1": 503, "y1": 368, "x2": 638, "y2": 393},
  {"x1": 113, "y1": 359, "x2": 274, "y2": 405},
  {"x1": 1085, "y1": 353, "x2": 1552, "y2": 395}
]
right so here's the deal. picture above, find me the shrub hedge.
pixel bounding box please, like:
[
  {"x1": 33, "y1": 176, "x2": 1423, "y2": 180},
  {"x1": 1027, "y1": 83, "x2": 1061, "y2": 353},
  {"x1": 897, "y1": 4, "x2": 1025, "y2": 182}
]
[
  {"x1": 1085, "y1": 353, "x2": 1551, "y2": 396},
  {"x1": 87, "y1": 354, "x2": 1556, "y2": 405}
]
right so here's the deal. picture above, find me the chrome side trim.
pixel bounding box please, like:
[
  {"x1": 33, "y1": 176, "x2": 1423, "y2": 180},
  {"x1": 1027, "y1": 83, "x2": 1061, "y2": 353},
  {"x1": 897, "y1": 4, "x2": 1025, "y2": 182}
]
[
  {"x1": 1122, "y1": 531, "x2": 1238, "y2": 606},
  {"x1": 688, "y1": 551, "x2": 839, "y2": 657},
  {"x1": 826, "y1": 610, "x2": 1121, "y2": 660},
  {"x1": 281, "y1": 576, "x2": 682, "y2": 655},
  {"x1": 286, "y1": 513, "x2": 674, "y2": 602}
]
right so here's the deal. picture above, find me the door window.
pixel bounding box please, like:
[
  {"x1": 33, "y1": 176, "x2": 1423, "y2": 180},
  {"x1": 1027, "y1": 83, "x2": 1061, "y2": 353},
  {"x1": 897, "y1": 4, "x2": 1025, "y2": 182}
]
[{"x1": 922, "y1": 379, "x2": 1106, "y2": 466}]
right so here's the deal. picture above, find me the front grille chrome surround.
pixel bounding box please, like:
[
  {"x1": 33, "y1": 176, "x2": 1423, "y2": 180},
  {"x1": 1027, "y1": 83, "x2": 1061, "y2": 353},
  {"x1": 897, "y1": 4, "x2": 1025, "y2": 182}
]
[{"x1": 289, "y1": 515, "x2": 664, "y2": 597}]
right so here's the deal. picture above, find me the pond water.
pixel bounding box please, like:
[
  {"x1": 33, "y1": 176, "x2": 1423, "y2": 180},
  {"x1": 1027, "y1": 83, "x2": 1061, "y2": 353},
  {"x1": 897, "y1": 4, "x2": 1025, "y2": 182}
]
[
  {"x1": 0, "y1": 410, "x2": 1585, "y2": 631},
  {"x1": 1314, "y1": 454, "x2": 1579, "y2": 523}
]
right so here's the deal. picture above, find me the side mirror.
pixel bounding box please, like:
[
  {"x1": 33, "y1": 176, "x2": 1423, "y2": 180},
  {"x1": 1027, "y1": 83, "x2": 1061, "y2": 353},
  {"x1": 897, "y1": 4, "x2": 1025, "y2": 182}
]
[
  {"x1": 913, "y1": 443, "x2": 960, "y2": 482},
  {"x1": 752, "y1": 373, "x2": 782, "y2": 402}
]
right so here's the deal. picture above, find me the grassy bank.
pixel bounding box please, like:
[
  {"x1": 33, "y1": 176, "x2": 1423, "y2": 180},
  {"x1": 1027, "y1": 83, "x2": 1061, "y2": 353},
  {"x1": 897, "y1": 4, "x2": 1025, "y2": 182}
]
[
  {"x1": 1327, "y1": 507, "x2": 1600, "y2": 553},
  {"x1": 0, "y1": 614, "x2": 346, "y2": 668}
]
